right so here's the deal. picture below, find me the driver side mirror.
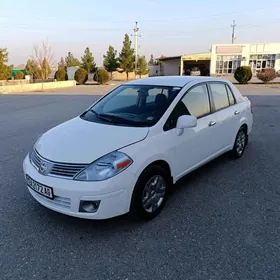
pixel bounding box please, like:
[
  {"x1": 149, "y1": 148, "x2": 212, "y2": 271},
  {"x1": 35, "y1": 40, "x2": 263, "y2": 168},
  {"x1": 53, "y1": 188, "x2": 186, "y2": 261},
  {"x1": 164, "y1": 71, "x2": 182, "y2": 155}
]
[{"x1": 176, "y1": 115, "x2": 197, "y2": 135}]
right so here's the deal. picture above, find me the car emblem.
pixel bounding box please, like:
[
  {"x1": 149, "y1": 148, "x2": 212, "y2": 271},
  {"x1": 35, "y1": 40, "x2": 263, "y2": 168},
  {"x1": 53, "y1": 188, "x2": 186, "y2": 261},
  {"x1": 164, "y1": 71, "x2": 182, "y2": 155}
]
[{"x1": 39, "y1": 160, "x2": 52, "y2": 175}]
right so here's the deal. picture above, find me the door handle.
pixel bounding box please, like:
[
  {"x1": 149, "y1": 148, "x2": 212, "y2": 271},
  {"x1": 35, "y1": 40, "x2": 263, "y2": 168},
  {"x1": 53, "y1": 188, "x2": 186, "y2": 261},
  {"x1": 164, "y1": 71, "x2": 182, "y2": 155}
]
[
  {"x1": 208, "y1": 121, "x2": 216, "y2": 126},
  {"x1": 234, "y1": 110, "x2": 240, "y2": 115}
]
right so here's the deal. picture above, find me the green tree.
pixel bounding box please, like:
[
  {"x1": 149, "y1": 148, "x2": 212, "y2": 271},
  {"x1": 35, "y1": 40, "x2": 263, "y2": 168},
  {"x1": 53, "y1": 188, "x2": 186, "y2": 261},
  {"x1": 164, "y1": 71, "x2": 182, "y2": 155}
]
[
  {"x1": 0, "y1": 48, "x2": 8, "y2": 63},
  {"x1": 58, "y1": 57, "x2": 65, "y2": 68},
  {"x1": 0, "y1": 48, "x2": 12, "y2": 80},
  {"x1": 25, "y1": 59, "x2": 40, "y2": 79},
  {"x1": 55, "y1": 67, "x2": 68, "y2": 81},
  {"x1": 74, "y1": 68, "x2": 88, "y2": 84},
  {"x1": 14, "y1": 71, "x2": 25, "y2": 80},
  {"x1": 0, "y1": 64, "x2": 12, "y2": 80},
  {"x1": 234, "y1": 66, "x2": 252, "y2": 84},
  {"x1": 41, "y1": 57, "x2": 51, "y2": 79},
  {"x1": 103, "y1": 45, "x2": 119, "y2": 78},
  {"x1": 137, "y1": 55, "x2": 149, "y2": 77},
  {"x1": 148, "y1": 54, "x2": 154, "y2": 66},
  {"x1": 94, "y1": 68, "x2": 110, "y2": 84},
  {"x1": 65, "y1": 52, "x2": 81, "y2": 67},
  {"x1": 81, "y1": 47, "x2": 97, "y2": 74},
  {"x1": 119, "y1": 34, "x2": 134, "y2": 80}
]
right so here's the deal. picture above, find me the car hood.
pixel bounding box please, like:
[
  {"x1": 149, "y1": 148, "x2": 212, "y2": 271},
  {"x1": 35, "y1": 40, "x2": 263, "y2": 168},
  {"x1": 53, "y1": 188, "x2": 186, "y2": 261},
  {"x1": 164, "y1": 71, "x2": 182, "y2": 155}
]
[{"x1": 35, "y1": 117, "x2": 149, "y2": 163}]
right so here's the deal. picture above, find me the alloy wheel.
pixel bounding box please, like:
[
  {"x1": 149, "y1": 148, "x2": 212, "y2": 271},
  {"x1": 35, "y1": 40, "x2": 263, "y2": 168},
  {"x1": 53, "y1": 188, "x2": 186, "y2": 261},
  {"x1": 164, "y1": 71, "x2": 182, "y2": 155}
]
[
  {"x1": 236, "y1": 130, "x2": 246, "y2": 155},
  {"x1": 142, "y1": 175, "x2": 166, "y2": 213}
]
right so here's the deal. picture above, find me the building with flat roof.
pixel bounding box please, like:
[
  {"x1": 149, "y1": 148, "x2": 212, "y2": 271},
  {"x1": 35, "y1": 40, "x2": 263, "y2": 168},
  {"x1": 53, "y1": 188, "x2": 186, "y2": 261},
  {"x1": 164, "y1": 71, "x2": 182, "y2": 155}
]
[
  {"x1": 154, "y1": 42, "x2": 280, "y2": 77},
  {"x1": 155, "y1": 52, "x2": 211, "y2": 76},
  {"x1": 211, "y1": 42, "x2": 280, "y2": 75}
]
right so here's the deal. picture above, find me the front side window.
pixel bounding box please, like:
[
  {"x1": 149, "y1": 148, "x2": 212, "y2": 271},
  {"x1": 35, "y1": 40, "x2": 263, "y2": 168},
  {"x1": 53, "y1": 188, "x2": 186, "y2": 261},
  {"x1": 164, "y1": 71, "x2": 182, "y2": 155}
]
[
  {"x1": 80, "y1": 85, "x2": 182, "y2": 127},
  {"x1": 181, "y1": 84, "x2": 210, "y2": 118},
  {"x1": 209, "y1": 83, "x2": 230, "y2": 111},
  {"x1": 164, "y1": 84, "x2": 211, "y2": 131}
]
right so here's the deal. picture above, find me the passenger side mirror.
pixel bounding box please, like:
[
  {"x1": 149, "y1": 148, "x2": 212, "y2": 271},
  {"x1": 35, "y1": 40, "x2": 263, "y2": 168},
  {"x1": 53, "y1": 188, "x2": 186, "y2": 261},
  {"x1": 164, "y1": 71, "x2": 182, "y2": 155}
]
[{"x1": 176, "y1": 115, "x2": 197, "y2": 136}]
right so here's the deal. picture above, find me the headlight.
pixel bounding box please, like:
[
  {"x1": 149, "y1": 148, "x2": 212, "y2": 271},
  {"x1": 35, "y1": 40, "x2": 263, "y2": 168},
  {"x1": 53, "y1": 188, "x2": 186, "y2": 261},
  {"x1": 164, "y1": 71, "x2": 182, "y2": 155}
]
[{"x1": 74, "y1": 151, "x2": 133, "y2": 181}]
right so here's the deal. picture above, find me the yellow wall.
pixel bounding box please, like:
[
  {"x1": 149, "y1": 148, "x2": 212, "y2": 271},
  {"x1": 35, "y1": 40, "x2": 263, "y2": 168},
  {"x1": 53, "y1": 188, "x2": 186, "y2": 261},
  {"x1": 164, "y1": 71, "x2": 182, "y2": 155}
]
[
  {"x1": 0, "y1": 80, "x2": 30, "y2": 86},
  {"x1": 0, "y1": 81, "x2": 76, "y2": 93},
  {"x1": 111, "y1": 71, "x2": 148, "y2": 80},
  {"x1": 182, "y1": 52, "x2": 211, "y2": 61}
]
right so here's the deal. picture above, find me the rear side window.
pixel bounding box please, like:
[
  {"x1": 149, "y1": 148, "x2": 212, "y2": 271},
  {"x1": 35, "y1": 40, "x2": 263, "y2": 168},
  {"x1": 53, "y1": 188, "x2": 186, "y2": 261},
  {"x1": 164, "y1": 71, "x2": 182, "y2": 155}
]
[
  {"x1": 209, "y1": 83, "x2": 230, "y2": 111},
  {"x1": 181, "y1": 84, "x2": 210, "y2": 118},
  {"x1": 226, "y1": 85, "x2": 235, "y2": 105}
]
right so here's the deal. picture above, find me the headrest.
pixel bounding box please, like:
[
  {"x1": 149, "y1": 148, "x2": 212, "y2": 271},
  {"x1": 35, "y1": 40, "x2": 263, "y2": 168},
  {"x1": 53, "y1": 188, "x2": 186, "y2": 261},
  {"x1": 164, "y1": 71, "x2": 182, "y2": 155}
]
[{"x1": 155, "y1": 94, "x2": 167, "y2": 105}]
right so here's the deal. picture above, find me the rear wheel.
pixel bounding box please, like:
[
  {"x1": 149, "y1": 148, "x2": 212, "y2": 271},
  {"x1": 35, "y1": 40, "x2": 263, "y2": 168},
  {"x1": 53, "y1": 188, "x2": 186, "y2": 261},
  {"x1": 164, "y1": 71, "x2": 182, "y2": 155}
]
[
  {"x1": 230, "y1": 127, "x2": 247, "y2": 158},
  {"x1": 130, "y1": 165, "x2": 170, "y2": 220}
]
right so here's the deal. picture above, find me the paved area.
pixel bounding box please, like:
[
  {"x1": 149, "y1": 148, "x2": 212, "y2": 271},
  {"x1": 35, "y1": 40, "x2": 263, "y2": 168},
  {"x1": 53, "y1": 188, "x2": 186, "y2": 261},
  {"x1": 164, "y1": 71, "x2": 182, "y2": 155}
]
[{"x1": 1, "y1": 85, "x2": 280, "y2": 280}]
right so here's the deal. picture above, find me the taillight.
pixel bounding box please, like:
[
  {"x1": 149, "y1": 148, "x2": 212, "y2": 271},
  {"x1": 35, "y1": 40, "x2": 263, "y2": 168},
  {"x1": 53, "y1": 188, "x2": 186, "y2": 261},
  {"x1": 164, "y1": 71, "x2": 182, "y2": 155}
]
[{"x1": 250, "y1": 101, "x2": 253, "y2": 113}]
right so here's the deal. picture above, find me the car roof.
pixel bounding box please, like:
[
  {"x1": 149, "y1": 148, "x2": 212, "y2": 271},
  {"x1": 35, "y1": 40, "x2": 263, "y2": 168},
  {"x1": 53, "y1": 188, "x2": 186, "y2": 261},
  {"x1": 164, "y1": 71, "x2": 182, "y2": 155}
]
[{"x1": 125, "y1": 76, "x2": 231, "y2": 87}]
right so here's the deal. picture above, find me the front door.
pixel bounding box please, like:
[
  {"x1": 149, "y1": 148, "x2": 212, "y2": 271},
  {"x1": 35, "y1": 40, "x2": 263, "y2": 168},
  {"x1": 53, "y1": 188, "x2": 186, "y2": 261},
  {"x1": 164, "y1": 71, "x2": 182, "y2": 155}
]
[{"x1": 164, "y1": 83, "x2": 219, "y2": 181}]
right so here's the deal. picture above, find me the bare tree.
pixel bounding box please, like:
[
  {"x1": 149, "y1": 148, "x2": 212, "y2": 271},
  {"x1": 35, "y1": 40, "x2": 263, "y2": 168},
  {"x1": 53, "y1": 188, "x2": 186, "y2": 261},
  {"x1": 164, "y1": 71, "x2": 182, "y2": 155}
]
[{"x1": 32, "y1": 40, "x2": 55, "y2": 79}]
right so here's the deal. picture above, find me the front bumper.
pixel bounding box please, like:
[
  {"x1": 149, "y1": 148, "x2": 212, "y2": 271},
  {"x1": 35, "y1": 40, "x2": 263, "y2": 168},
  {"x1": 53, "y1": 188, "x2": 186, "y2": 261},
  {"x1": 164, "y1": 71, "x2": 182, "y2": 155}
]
[{"x1": 23, "y1": 155, "x2": 137, "y2": 219}]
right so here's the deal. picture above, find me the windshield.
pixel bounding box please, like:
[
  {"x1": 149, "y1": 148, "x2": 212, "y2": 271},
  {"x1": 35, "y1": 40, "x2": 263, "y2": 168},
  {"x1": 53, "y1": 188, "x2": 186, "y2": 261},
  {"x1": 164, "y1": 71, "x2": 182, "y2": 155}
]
[{"x1": 80, "y1": 84, "x2": 182, "y2": 127}]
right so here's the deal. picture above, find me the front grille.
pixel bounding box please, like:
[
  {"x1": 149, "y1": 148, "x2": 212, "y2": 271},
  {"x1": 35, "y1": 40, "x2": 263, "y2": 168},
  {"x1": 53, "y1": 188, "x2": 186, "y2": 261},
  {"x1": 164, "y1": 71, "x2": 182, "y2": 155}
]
[
  {"x1": 29, "y1": 188, "x2": 71, "y2": 209},
  {"x1": 30, "y1": 149, "x2": 88, "y2": 179}
]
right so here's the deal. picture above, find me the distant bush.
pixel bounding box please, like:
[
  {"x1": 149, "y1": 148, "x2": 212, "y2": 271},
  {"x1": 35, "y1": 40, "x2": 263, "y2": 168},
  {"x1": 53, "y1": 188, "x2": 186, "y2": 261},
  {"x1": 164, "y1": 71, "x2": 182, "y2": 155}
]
[
  {"x1": 74, "y1": 68, "x2": 88, "y2": 84},
  {"x1": 55, "y1": 67, "x2": 68, "y2": 81},
  {"x1": 14, "y1": 71, "x2": 25, "y2": 80},
  {"x1": 234, "y1": 66, "x2": 252, "y2": 84},
  {"x1": 256, "y1": 68, "x2": 277, "y2": 84},
  {"x1": 94, "y1": 69, "x2": 110, "y2": 84}
]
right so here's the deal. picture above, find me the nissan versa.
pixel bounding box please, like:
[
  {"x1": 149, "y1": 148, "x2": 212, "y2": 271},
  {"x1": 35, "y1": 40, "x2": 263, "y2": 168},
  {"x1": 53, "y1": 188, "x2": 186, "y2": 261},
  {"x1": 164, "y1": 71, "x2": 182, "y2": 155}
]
[{"x1": 23, "y1": 76, "x2": 253, "y2": 220}]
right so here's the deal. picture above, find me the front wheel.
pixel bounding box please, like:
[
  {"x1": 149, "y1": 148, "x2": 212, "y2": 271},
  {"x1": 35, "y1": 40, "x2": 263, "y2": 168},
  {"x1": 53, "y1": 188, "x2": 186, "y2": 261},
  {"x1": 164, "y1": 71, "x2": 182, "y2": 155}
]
[
  {"x1": 130, "y1": 165, "x2": 170, "y2": 220},
  {"x1": 230, "y1": 127, "x2": 247, "y2": 158}
]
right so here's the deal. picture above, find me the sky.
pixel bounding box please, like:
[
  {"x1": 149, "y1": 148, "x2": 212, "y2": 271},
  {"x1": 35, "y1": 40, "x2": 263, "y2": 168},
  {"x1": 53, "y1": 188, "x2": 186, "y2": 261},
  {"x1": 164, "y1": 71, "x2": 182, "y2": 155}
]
[{"x1": 1, "y1": 0, "x2": 280, "y2": 67}]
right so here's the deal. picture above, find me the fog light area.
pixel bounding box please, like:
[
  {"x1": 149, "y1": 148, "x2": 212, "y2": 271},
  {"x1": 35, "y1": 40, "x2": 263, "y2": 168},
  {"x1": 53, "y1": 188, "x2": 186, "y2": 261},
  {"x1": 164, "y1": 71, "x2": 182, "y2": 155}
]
[{"x1": 79, "y1": 200, "x2": 101, "y2": 213}]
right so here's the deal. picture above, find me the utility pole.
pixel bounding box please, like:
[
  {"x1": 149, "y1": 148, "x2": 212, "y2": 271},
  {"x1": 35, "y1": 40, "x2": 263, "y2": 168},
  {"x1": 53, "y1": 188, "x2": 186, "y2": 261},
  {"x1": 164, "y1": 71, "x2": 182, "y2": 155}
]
[
  {"x1": 132, "y1": 22, "x2": 140, "y2": 78},
  {"x1": 231, "y1": 20, "x2": 237, "y2": 44}
]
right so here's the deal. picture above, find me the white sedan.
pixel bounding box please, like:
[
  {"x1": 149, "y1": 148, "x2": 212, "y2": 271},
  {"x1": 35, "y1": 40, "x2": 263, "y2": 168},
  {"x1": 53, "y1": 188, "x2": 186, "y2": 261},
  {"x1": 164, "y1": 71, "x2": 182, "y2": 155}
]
[{"x1": 23, "y1": 76, "x2": 253, "y2": 220}]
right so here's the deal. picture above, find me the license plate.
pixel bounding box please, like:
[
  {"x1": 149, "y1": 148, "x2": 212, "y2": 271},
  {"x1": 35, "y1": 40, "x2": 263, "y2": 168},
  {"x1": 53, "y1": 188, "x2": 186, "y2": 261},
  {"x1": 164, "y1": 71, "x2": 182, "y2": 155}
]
[{"x1": 25, "y1": 175, "x2": 54, "y2": 199}]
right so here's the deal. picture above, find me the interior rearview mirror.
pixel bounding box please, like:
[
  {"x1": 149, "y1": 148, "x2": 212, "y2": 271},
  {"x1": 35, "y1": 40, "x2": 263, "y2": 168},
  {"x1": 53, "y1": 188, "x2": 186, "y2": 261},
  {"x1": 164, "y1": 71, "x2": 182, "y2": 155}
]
[{"x1": 176, "y1": 115, "x2": 197, "y2": 135}]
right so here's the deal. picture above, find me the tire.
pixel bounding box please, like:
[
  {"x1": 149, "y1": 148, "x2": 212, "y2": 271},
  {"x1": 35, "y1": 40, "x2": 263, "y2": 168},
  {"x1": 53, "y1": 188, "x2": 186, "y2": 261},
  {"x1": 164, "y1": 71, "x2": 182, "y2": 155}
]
[
  {"x1": 130, "y1": 165, "x2": 170, "y2": 221},
  {"x1": 230, "y1": 127, "x2": 247, "y2": 158}
]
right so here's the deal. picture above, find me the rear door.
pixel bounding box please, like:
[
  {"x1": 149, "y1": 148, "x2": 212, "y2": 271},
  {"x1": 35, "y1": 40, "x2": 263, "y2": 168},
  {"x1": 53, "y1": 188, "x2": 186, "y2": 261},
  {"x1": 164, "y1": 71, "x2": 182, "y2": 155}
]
[{"x1": 208, "y1": 82, "x2": 242, "y2": 150}]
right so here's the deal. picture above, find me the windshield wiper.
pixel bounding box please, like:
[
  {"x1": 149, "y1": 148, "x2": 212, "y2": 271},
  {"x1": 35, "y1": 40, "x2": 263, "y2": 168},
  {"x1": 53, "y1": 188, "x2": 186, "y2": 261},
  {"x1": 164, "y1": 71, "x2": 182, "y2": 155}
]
[
  {"x1": 87, "y1": 109, "x2": 98, "y2": 116},
  {"x1": 87, "y1": 110, "x2": 116, "y2": 123},
  {"x1": 98, "y1": 114, "x2": 148, "y2": 127},
  {"x1": 86, "y1": 110, "x2": 147, "y2": 126}
]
